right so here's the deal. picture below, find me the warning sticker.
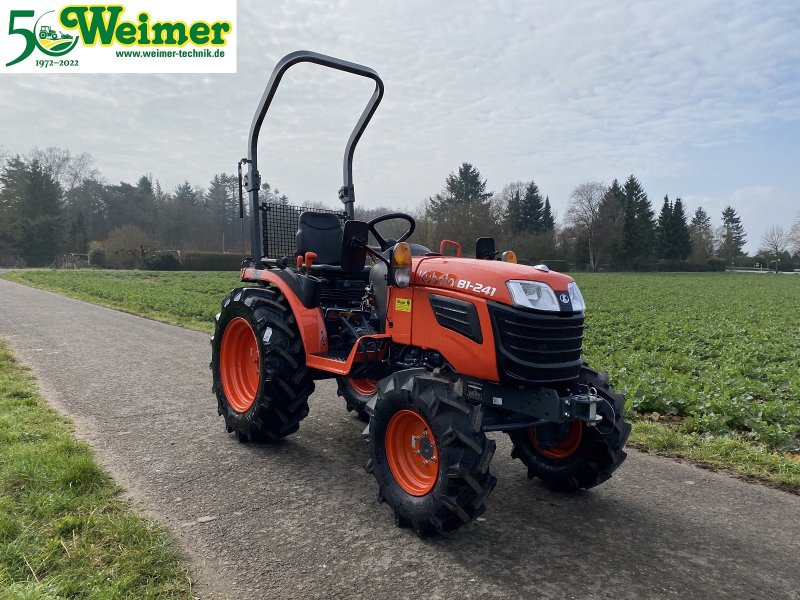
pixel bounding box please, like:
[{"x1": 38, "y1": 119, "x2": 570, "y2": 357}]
[{"x1": 395, "y1": 298, "x2": 412, "y2": 313}]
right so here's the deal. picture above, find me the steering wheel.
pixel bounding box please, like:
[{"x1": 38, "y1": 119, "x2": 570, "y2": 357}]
[{"x1": 366, "y1": 213, "x2": 416, "y2": 251}]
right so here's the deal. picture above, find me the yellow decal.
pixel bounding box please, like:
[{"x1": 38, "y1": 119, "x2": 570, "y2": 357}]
[{"x1": 395, "y1": 298, "x2": 412, "y2": 313}]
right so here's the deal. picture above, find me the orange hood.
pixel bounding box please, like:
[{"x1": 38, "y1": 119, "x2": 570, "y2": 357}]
[{"x1": 411, "y1": 256, "x2": 575, "y2": 306}]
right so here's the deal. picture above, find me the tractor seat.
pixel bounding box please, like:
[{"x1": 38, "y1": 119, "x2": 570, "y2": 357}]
[
  {"x1": 296, "y1": 211, "x2": 343, "y2": 265},
  {"x1": 295, "y1": 211, "x2": 370, "y2": 279}
]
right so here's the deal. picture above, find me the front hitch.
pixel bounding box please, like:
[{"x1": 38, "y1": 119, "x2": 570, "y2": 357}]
[{"x1": 461, "y1": 379, "x2": 605, "y2": 427}]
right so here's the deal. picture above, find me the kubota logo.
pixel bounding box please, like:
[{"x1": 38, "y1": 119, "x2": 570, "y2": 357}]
[{"x1": 3, "y1": 2, "x2": 237, "y2": 73}]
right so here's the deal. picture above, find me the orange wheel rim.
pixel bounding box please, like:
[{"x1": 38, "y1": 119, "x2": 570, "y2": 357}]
[
  {"x1": 348, "y1": 378, "x2": 378, "y2": 396},
  {"x1": 528, "y1": 421, "x2": 583, "y2": 459},
  {"x1": 385, "y1": 410, "x2": 438, "y2": 496},
  {"x1": 220, "y1": 317, "x2": 260, "y2": 413}
]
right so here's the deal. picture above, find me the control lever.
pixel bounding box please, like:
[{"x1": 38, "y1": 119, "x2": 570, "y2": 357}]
[{"x1": 304, "y1": 252, "x2": 317, "y2": 269}]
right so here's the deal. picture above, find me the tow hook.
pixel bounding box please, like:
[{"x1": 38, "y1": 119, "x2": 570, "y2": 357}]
[{"x1": 564, "y1": 385, "x2": 604, "y2": 426}]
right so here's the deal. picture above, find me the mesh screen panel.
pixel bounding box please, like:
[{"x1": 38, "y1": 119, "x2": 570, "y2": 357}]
[{"x1": 261, "y1": 202, "x2": 346, "y2": 258}]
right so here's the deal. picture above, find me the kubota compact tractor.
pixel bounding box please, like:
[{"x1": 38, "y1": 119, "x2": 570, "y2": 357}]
[{"x1": 211, "y1": 51, "x2": 631, "y2": 534}]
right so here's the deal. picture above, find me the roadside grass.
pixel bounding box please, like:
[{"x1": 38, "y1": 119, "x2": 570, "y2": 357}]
[
  {"x1": 3, "y1": 269, "x2": 239, "y2": 334},
  {"x1": 629, "y1": 421, "x2": 800, "y2": 492},
  {"x1": 3, "y1": 269, "x2": 799, "y2": 493},
  {"x1": 0, "y1": 339, "x2": 192, "y2": 598}
]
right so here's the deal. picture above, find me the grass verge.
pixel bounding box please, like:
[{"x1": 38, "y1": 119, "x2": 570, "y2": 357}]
[
  {"x1": 629, "y1": 420, "x2": 800, "y2": 492},
  {"x1": 0, "y1": 339, "x2": 192, "y2": 599},
  {"x1": 2, "y1": 270, "x2": 239, "y2": 334},
  {"x1": 3, "y1": 269, "x2": 799, "y2": 494}
]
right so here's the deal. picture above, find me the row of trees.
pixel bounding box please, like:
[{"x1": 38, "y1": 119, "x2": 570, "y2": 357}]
[
  {"x1": 414, "y1": 165, "x2": 791, "y2": 270},
  {"x1": 1, "y1": 145, "x2": 797, "y2": 270},
  {"x1": 556, "y1": 176, "x2": 753, "y2": 270},
  {"x1": 0, "y1": 147, "x2": 268, "y2": 266}
]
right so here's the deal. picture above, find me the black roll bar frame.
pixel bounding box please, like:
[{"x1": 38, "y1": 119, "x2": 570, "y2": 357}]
[{"x1": 244, "y1": 50, "x2": 384, "y2": 263}]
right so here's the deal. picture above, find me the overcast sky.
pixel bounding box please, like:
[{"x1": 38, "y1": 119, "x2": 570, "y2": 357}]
[{"x1": 2, "y1": 0, "x2": 798, "y2": 252}]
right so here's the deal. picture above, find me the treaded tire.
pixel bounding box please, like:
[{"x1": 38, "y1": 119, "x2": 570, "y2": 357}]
[
  {"x1": 211, "y1": 286, "x2": 314, "y2": 442},
  {"x1": 336, "y1": 377, "x2": 375, "y2": 422},
  {"x1": 368, "y1": 372, "x2": 497, "y2": 535},
  {"x1": 509, "y1": 366, "x2": 631, "y2": 491}
]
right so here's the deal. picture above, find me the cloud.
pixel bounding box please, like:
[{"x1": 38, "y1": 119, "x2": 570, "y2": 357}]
[{"x1": 1, "y1": 0, "x2": 798, "y2": 240}]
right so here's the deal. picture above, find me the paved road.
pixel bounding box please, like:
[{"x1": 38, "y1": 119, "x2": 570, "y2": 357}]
[{"x1": 1, "y1": 278, "x2": 799, "y2": 600}]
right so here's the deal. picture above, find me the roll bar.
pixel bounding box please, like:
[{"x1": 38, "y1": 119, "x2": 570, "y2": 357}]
[{"x1": 244, "y1": 50, "x2": 385, "y2": 263}]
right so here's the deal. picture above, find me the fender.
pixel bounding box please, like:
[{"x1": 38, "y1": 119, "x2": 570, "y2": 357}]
[{"x1": 241, "y1": 267, "x2": 327, "y2": 354}]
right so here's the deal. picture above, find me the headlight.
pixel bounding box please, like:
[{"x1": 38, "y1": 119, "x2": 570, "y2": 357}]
[
  {"x1": 506, "y1": 280, "x2": 560, "y2": 311},
  {"x1": 568, "y1": 281, "x2": 586, "y2": 311}
]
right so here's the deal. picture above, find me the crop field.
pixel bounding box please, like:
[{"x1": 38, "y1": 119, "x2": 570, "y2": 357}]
[{"x1": 4, "y1": 270, "x2": 799, "y2": 460}]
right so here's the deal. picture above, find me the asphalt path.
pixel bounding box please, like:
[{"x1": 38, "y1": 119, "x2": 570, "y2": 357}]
[{"x1": 1, "y1": 277, "x2": 799, "y2": 600}]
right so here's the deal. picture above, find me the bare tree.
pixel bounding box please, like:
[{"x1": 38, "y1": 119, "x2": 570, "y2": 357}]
[
  {"x1": 566, "y1": 181, "x2": 607, "y2": 270},
  {"x1": 759, "y1": 224, "x2": 790, "y2": 259},
  {"x1": 104, "y1": 224, "x2": 153, "y2": 269},
  {"x1": 789, "y1": 212, "x2": 800, "y2": 254},
  {"x1": 29, "y1": 147, "x2": 99, "y2": 193}
]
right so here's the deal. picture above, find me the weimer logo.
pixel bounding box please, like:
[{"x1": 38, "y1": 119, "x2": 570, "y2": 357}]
[
  {"x1": 6, "y1": 10, "x2": 79, "y2": 66},
  {"x1": 3, "y1": 1, "x2": 237, "y2": 74}
]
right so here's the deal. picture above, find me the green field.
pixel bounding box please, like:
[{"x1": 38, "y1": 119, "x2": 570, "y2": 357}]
[
  {"x1": 0, "y1": 339, "x2": 192, "y2": 598},
  {"x1": 4, "y1": 269, "x2": 799, "y2": 489}
]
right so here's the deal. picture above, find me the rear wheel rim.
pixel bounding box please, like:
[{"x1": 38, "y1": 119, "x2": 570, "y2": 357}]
[
  {"x1": 528, "y1": 421, "x2": 583, "y2": 459},
  {"x1": 220, "y1": 317, "x2": 260, "y2": 413},
  {"x1": 385, "y1": 410, "x2": 438, "y2": 496},
  {"x1": 348, "y1": 378, "x2": 378, "y2": 397}
]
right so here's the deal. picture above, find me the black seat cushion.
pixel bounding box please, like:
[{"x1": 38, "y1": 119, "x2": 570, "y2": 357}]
[{"x1": 296, "y1": 211, "x2": 343, "y2": 266}]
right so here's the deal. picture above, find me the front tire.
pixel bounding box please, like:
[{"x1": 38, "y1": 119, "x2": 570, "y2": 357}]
[
  {"x1": 368, "y1": 372, "x2": 496, "y2": 534},
  {"x1": 508, "y1": 366, "x2": 631, "y2": 491},
  {"x1": 211, "y1": 287, "x2": 314, "y2": 442}
]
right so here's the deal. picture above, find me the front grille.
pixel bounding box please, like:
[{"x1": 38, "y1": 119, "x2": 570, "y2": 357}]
[{"x1": 489, "y1": 302, "x2": 584, "y2": 384}]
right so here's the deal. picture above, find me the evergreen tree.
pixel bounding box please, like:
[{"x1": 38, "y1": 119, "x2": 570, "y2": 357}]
[
  {"x1": 521, "y1": 181, "x2": 544, "y2": 232},
  {"x1": 620, "y1": 175, "x2": 655, "y2": 267},
  {"x1": 689, "y1": 206, "x2": 714, "y2": 263},
  {"x1": 598, "y1": 179, "x2": 625, "y2": 266},
  {"x1": 719, "y1": 206, "x2": 746, "y2": 263},
  {"x1": 505, "y1": 189, "x2": 524, "y2": 233},
  {"x1": 671, "y1": 198, "x2": 691, "y2": 261},
  {"x1": 542, "y1": 196, "x2": 555, "y2": 231},
  {"x1": 207, "y1": 174, "x2": 237, "y2": 224},
  {"x1": 174, "y1": 181, "x2": 199, "y2": 207},
  {"x1": 428, "y1": 162, "x2": 494, "y2": 250},
  {"x1": 262, "y1": 181, "x2": 289, "y2": 205},
  {"x1": 0, "y1": 157, "x2": 64, "y2": 265},
  {"x1": 656, "y1": 195, "x2": 673, "y2": 260}
]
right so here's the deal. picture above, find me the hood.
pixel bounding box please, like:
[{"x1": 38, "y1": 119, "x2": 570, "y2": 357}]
[{"x1": 412, "y1": 256, "x2": 575, "y2": 307}]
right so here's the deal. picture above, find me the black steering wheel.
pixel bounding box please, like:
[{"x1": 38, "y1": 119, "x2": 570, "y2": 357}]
[{"x1": 366, "y1": 213, "x2": 416, "y2": 251}]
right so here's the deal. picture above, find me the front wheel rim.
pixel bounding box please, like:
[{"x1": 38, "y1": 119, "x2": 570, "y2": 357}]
[
  {"x1": 385, "y1": 410, "x2": 438, "y2": 496},
  {"x1": 220, "y1": 317, "x2": 260, "y2": 413},
  {"x1": 528, "y1": 421, "x2": 583, "y2": 459}
]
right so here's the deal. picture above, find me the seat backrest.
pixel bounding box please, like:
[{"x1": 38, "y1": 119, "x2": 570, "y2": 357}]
[{"x1": 296, "y1": 211, "x2": 343, "y2": 265}]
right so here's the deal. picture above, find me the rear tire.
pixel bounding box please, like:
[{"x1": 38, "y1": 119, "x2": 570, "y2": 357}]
[
  {"x1": 368, "y1": 372, "x2": 496, "y2": 534},
  {"x1": 211, "y1": 287, "x2": 313, "y2": 442},
  {"x1": 336, "y1": 377, "x2": 376, "y2": 422},
  {"x1": 509, "y1": 366, "x2": 630, "y2": 491}
]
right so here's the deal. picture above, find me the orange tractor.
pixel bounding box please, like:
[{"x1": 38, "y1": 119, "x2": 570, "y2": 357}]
[{"x1": 211, "y1": 51, "x2": 630, "y2": 534}]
